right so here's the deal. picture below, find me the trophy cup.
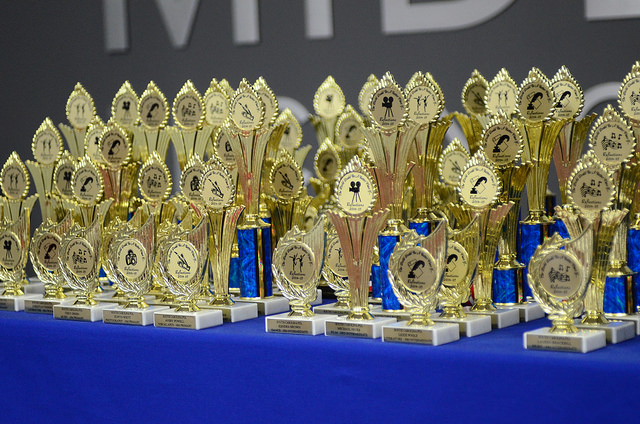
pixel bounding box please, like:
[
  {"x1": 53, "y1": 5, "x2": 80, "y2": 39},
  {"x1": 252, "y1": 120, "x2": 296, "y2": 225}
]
[
  {"x1": 132, "y1": 81, "x2": 171, "y2": 162},
  {"x1": 314, "y1": 229, "x2": 351, "y2": 315},
  {"x1": 153, "y1": 216, "x2": 223, "y2": 329},
  {"x1": 198, "y1": 157, "x2": 256, "y2": 322},
  {"x1": 405, "y1": 72, "x2": 451, "y2": 236},
  {"x1": 310, "y1": 76, "x2": 346, "y2": 146},
  {"x1": 565, "y1": 153, "x2": 635, "y2": 343},
  {"x1": 54, "y1": 210, "x2": 113, "y2": 321},
  {"x1": 26, "y1": 118, "x2": 64, "y2": 222},
  {"x1": 59, "y1": 83, "x2": 96, "y2": 159},
  {"x1": 431, "y1": 216, "x2": 491, "y2": 336},
  {"x1": 25, "y1": 212, "x2": 75, "y2": 313},
  {"x1": 523, "y1": 226, "x2": 606, "y2": 352},
  {"x1": 458, "y1": 151, "x2": 518, "y2": 328},
  {"x1": 103, "y1": 213, "x2": 170, "y2": 325},
  {"x1": 516, "y1": 68, "x2": 565, "y2": 299},
  {"x1": 481, "y1": 114, "x2": 542, "y2": 321},
  {"x1": 222, "y1": 79, "x2": 288, "y2": 315},
  {"x1": 551, "y1": 66, "x2": 595, "y2": 238},
  {"x1": 324, "y1": 156, "x2": 394, "y2": 339},
  {"x1": 454, "y1": 70, "x2": 489, "y2": 155},
  {"x1": 361, "y1": 72, "x2": 420, "y2": 318},
  {"x1": 168, "y1": 80, "x2": 212, "y2": 170},
  {"x1": 0, "y1": 211, "x2": 39, "y2": 311},
  {"x1": 586, "y1": 106, "x2": 639, "y2": 320},
  {"x1": 382, "y1": 221, "x2": 460, "y2": 345},
  {"x1": 267, "y1": 218, "x2": 333, "y2": 335},
  {"x1": 619, "y1": 62, "x2": 640, "y2": 317}
]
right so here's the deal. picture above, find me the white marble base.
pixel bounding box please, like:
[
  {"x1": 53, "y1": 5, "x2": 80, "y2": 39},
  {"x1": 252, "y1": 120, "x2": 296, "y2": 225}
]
[
  {"x1": 432, "y1": 314, "x2": 492, "y2": 337},
  {"x1": 498, "y1": 302, "x2": 545, "y2": 322},
  {"x1": 24, "y1": 296, "x2": 75, "y2": 314},
  {"x1": 605, "y1": 314, "x2": 640, "y2": 335},
  {"x1": 369, "y1": 305, "x2": 411, "y2": 320},
  {"x1": 382, "y1": 321, "x2": 460, "y2": 345},
  {"x1": 0, "y1": 294, "x2": 41, "y2": 312},
  {"x1": 23, "y1": 281, "x2": 45, "y2": 295},
  {"x1": 574, "y1": 319, "x2": 636, "y2": 344},
  {"x1": 198, "y1": 302, "x2": 258, "y2": 322},
  {"x1": 234, "y1": 296, "x2": 290, "y2": 316},
  {"x1": 324, "y1": 316, "x2": 397, "y2": 339},
  {"x1": 310, "y1": 289, "x2": 323, "y2": 306},
  {"x1": 467, "y1": 307, "x2": 520, "y2": 329},
  {"x1": 266, "y1": 313, "x2": 337, "y2": 335},
  {"x1": 313, "y1": 302, "x2": 350, "y2": 316},
  {"x1": 153, "y1": 309, "x2": 223, "y2": 330},
  {"x1": 53, "y1": 302, "x2": 116, "y2": 322},
  {"x1": 103, "y1": 305, "x2": 170, "y2": 326},
  {"x1": 524, "y1": 327, "x2": 606, "y2": 353}
]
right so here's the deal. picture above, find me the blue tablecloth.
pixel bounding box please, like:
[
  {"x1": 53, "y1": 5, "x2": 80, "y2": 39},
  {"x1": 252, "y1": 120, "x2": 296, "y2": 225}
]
[{"x1": 1, "y1": 309, "x2": 639, "y2": 424}]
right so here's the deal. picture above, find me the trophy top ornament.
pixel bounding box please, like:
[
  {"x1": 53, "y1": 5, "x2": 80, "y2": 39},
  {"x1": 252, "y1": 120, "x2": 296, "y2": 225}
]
[
  {"x1": 111, "y1": 80, "x2": 140, "y2": 128},
  {"x1": 457, "y1": 150, "x2": 501, "y2": 209},
  {"x1": 313, "y1": 139, "x2": 341, "y2": 183},
  {"x1": 550, "y1": 66, "x2": 584, "y2": 120},
  {"x1": 313, "y1": 75, "x2": 346, "y2": 119},
  {"x1": 404, "y1": 71, "x2": 445, "y2": 126},
  {"x1": 72, "y1": 156, "x2": 104, "y2": 206},
  {"x1": 358, "y1": 74, "x2": 378, "y2": 117},
  {"x1": 368, "y1": 71, "x2": 407, "y2": 131},
  {"x1": 99, "y1": 121, "x2": 132, "y2": 169},
  {"x1": 180, "y1": 154, "x2": 206, "y2": 205},
  {"x1": 461, "y1": 69, "x2": 488, "y2": 116},
  {"x1": 275, "y1": 108, "x2": 303, "y2": 152},
  {"x1": 32, "y1": 118, "x2": 63, "y2": 165},
  {"x1": 567, "y1": 152, "x2": 615, "y2": 222},
  {"x1": 172, "y1": 80, "x2": 205, "y2": 130},
  {"x1": 333, "y1": 156, "x2": 377, "y2": 218},
  {"x1": 138, "y1": 81, "x2": 169, "y2": 130},
  {"x1": 253, "y1": 76, "x2": 279, "y2": 127},
  {"x1": 138, "y1": 151, "x2": 173, "y2": 203},
  {"x1": 517, "y1": 68, "x2": 555, "y2": 123},
  {"x1": 439, "y1": 139, "x2": 470, "y2": 186},
  {"x1": 335, "y1": 105, "x2": 365, "y2": 150},
  {"x1": 269, "y1": 151, "x2": 304, "y2": 203},
  {"x1": 588, "y1": 105, "x2": 635, "y2": 170},
  {"x1": 485, "y1": 68, "x2": 518, "y2": 116},
  {"x1": 1, "y1": 151, "x2": 30, "y2": 200},
  {"x1": 65, "y1": 83, "x2": 96, "y2": 131},
  {"x1": 230, "y1": 78, "x2": 264, "y2": 133},
  {"x1": 83, "y1": 117, "x2": 106, "y2": 164},
  {"x1": 618, "y1": 60, "x2": 640, "y2": 122},
  {"x1": 201, "y1": 156, "x2": 235, "y2": 211},
  {"x1": 480, "y1": 113, "x2": 523, "y2": 167},
  {"x1": 203, "y1": 78, "x2": 231, "y2": 127}
]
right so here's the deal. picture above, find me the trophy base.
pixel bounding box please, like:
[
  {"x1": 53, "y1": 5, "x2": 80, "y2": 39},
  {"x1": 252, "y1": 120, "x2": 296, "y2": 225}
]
[
  {"x1": 198, "y1": 302, "x2": 258, "y2": 323},
  {"x1": 23, "y1": 280, "x2": 45, "y2": 295},
  {"x1": 605, "y1": 314, "x2": 640, "y2": 335},
  {"x1": 382, "y1": 321, "x2": 460, "y2": 346},
  {"x1": 324, "y1": 316, "x2": 397, "y2": 339},
  {"x1": 103, "y1": 305, "x2": 171, "y2": 326},
  {"x1": 466, "y1": 307, "x2": 520, "y2": 329},
  {"x1": 153, "y1": 309, "x2": 223, "y2": 330},
  {"x1": 432, "y1": 314, "x2": 492, "y2": 337},
  {"x1": 234, "y1": 296, "x2": 290, "y2": 316},
  {"x1": 368, "y1": 297, "x2": 382, "y2": 304},
  {"x1": 24, "y1": 296, "x2": 75, "y2": 314},
  {"x1": 496, "y1": 302, "x2": 545, "y2": 322},
  {"x1": 266, "y1": 313, "x2": 337, "y2": 336},
  {"x1": 313, "y1": 302, "x2": 350, "y2": 315},
  {"x1": 0, "y1": 294, "x2": 42, "y2": 312},
  {"x1": 94, "y1": 293, "x2": 156, "y2": 304},
  {"x1": 524, "y1": 327, "x2": 606, "y2": 353},
  {"x1": 53, "y1": 302, "x2": 116, "y2": 322},
  {"x1": 574, "y1": 319, "x2": 635, "y2": 344},
  {"x1": 273, "y1": 289, "x2": 323, "y2": 306}
]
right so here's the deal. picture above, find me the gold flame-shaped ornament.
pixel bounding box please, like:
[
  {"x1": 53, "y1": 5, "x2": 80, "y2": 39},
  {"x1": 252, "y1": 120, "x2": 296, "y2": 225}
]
[
  {"x1": 618, "y1": 61, "x2": 640, "y2": 124},
  {"x1": 368, "y1": 71, "x2": 407, "y2": 133},
  {"x1": 30, "y1": 212, "x2": 73, "y2": 299},
  {"x1": 313, "y1": 76, "x2": 346, "y2": 120},
  {"x1": 516, "y1": 68, "x2": 555, "y2": 123},
  {"x1": 550, "y1": 66, "x2": 584, "y2": 121},
  {"x1": 138, "y1": 81, "x2": 170, "y2": 131},
  {"x1": 567, "y1": 152, "x2": 616, "y2": 223},
  {"x1": 229, "y1": 78, "x2": 265, "y2": 134},
  {"x1": 358, "y1": 74, "x2": 378, "y2": 118},
  {"x1": 485, "y1": 68, "x2": 518, "y2": 117},
  {"x1": 461, "y1": 69, "x2": 489, "y2": 116},
  {"x1": 203, "y1": 78, "x2": 231, "y2": 128},
  {"x1": 253, "y1": 77, "x2": 279, "y2": 127},
  {"x1": 587, "y1": 105, "x2": 635, "y2": 171},
  {"x1": 111, "y1": 81, "x2": 140, "y2": 129},
  {"x1": 404, "y1": 71, "x2": 445, "y2": 127},
  {"x1": 65, "y1": 83, "x2": 96, "y2": 131},
  {"x1": 172, "y1": 80, "x2": 205, "y2": 131},
  {"x1": 138, "y1": 151, "x2": 173, "y2": 204}
]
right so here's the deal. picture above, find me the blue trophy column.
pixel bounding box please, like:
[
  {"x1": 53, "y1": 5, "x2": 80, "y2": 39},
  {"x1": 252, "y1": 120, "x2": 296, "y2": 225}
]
[
  {"x1": 379, "y1": 234, "x2": 402, "y2": 311},
  {"x1": 629, "y1": 227, "x2": 640, "y2": 313},
  {"x1": 409, "y1": 221, "x2": 430, "y2": 236},
  {"x1": 371, "y1": 263, "x2": 381, "y2": 300},
  {"x1": 238, "y1": 223, "x2": 273, "y2": 299},
  {"x1": 603, "y1": 275, "x2": 631, "y2": 314},
  {"x1": 518, "y1": 222, "x2": 549, "y2": 299}
]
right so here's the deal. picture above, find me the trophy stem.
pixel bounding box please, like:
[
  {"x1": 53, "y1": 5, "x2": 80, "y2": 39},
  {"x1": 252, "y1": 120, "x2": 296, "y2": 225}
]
[
  {"x1": 549, "y1": 315, "x2": 578, "y2": 334},
  {"x1": 407, "y1": 308, "x2": 434, "y2": 327},
  {"x1": 347, "y1": 305, "x2": 374, "y2": 321},
  {"x1": 378, "y1": 232, "x2": 403, "y2": 311},
  {"x1": 237, "y1": 219, "x2": 273, "y2": 299},
  {"x1": 440, "y1": 304, "x2": 466, "y2": 319},
  {"x1": 210, "y1": 293, "x2": 234, "y2": 306},
  {"x1": 74, "y1": 292, "x2": 98, "y2": 306},
  {"x1": 123, "y1": 296, "x2": 149, "y2": 309},
  {"x1": 2, "y1": 283, "x2": 24, "y2": 297},
  {"x1": 43, "y1": 284, "x2": 67, "y2": 300},
  {"x1": 627, "y1": 226, "x2": 640, "y2": 313},
  {"x1": 288, "y1": 301, "x2": 314, "y2": 318},
  {"x1": 605, "y1": 222, "x2": 635, "y2": 314},
  {"x1": 175, "y1": 296, "x2": 200, "y2": 312}
]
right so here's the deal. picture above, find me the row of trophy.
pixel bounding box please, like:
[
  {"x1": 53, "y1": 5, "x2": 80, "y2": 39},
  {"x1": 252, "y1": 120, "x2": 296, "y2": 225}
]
[{"x1": 0, "y1": 62, "x2": 639, "y2": 349}]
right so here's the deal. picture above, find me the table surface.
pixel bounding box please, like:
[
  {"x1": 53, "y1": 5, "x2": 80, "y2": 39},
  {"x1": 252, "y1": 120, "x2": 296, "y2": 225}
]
[{"x1": 1, "y1": 304, "x2": 639, "y2": 424}]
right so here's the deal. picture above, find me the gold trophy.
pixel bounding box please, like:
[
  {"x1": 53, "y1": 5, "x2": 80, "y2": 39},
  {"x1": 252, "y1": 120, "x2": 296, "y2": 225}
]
[
  {"x1": 405, "y1": 72, "x2": 451, "y2": 235},
  {"x1": 0, "y1": 152, "x2": 38, "y2": 222},
  {"x1": 274, "y1": 108, "x2": 312, "y2": 167},
  {"x1": 314, "y1": 229, "x2": 351, "y2": 315},
  {"x1": 26, "y1": 118, "x2": 64, "y2": 222},
  {"x1": 267, "y1": 218, "x2": 332, "y2": 335},
  {"x1": 457, "y1": 151, "x2": 518, "y2": 328},
  {"x1": 25, "y1": 212, "x2": 75, "y2": 313},
  {"x1": 382, "y1": 221, "x2": 459, "y2": 345},
  {"x1": 565, "y1": 153, "x2": 635, "y2": 343},
  {"x1": 454, "y1": 70, "x2": 489, "y2": 155},
  {"x1": 198, "y1": 157, "x2": 255, "y2": 322},
  {"x1": 223, "y1": 79, "x2": 288, "y2": 315},
  {"x1": 523, "y1": 226, "x2": 606, "y2": 352},
  {"x1": 59, "y1": 83, "x2": 96, "y2": 159},
  {"x1": 310, "y1": 76, "x2": 346, "y2": 146},
  {"x1": 516, "y1": 68, "x2": 565, "y2": 300},
  {"x1": 361, "y1": 71, "x2": 420, "y2": 317},
  {"x1": 153, "y1": 216, "x2": 223, "y2": 329},
  {"x1": 132, "y1": 81, "x2": 171, "y2": 162},
  {"x1": 432, "y1": 216, "x2": 491, "y2": 336},
  {"x1": 54, "y1": 210, "x2": 112, "y2": 321},
  {"x1": 438, "y1": 138, "x2": 470, "y2": 222},
  {"x1": 103, "y1": 213, "x2": 169, "y2": 325},
  {"x1": 324, "y1": 156, "x2": 393, "y2": 339}
]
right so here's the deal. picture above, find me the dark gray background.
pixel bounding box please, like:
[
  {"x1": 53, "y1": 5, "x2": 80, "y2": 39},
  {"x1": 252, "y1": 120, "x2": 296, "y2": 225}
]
[{"x1": 1, "y1": 0, "x2": 638, "y2": 191}]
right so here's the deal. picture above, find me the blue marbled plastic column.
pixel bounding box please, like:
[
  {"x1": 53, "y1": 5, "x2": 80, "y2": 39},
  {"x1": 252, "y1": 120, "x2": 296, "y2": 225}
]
[
  {"x1": 371, "y1": 264, "x2": 381, "y2": 299},
  {"x1": 379, "y1": 234, "x2": 402, "y2": 311},
  {"x1": 550, "y1": 219, "x2": 569, "y2": 239},
  {"x1": 627, "y1": 228, "x2": 640, "y2": 312},
  {"x1": 229, "y1": 256, "x2": 241, "y2": 290},
  {"x1": 238, "y1": 226, "x2": 273, "y2": 298},
  {"x1": 604, "y1": 276, "x2": 627, "y2": 314},
  {"x1": 409, "y1": 221, "x2": 430, "y2": 236},
  {"x1": 492, "y1": 269, "x2": 517, "y2": 304},
  {"x1": 518, "y1": 223, "x2": 544, "y2": 299}
]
